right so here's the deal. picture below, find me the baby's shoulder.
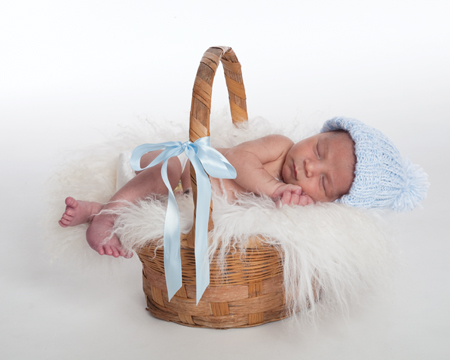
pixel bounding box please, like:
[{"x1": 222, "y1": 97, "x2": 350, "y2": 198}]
[{"x1": 260, "y1": 134, "x2": 294, "y2": 149}]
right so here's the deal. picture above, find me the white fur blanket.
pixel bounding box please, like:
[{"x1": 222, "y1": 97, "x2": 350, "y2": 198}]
[{"x1": 44, "y1": 115, "x2": 396, "y2": 320}]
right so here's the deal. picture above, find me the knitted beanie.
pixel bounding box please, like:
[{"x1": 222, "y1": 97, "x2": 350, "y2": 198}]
[{"x1": 321, "y1": 116, "x2": 429, "y2": 212}]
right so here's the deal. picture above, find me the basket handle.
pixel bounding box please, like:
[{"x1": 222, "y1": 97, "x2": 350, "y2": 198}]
[{"x1": 187, "y1": 46, "x2": 248, "y2": 246}]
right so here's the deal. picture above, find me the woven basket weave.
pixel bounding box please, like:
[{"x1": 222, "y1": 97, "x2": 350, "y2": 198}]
[{"x1": 135, "y1": 46, "x2": 295, "y2": 329}]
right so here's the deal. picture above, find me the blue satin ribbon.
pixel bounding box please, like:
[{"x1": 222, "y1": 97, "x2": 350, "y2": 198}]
[{"x1": 130, "y1": 137, "x2": 236, "y2": 303}]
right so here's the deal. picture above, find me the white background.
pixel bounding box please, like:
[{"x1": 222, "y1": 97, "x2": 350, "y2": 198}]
[{"x1": 1, "y1": 1, "x2": 449, "y2": 359}]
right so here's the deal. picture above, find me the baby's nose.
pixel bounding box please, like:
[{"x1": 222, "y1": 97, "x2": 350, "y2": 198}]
[
  {"x1": 304, "y1": 158, "x2": 322, "y2": 178},
  {"x1": 304, "y1": 159, "x2": 315, "y2": 178}
]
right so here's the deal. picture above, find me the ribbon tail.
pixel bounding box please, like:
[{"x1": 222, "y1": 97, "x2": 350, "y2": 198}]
[
  {"x1": 130, "y1": 141, "x2": 194, "y2": 302},
  {"x1": 161, "y1": 159, "x2": 183, "y2": 300},
  {"x1": 188, "y1": 153, "x2": 211, "y2": 304}
]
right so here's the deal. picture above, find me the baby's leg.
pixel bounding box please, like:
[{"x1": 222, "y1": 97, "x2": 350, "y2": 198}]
[
  {"x1": 88, "y1": 151, "x2": 183, "y2": 258},
  {"x1": 60, "y1": 151, "x2": 183, "y2": 258}
]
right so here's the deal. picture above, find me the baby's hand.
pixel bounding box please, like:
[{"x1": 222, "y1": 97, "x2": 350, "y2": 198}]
[
  {"x1": 272, "y1": 183, "x2": 314, "y2": 207},
  {"x1": 272, "y1": 183, "x2": 302, "y2": 200},
  {"x1": 275, "y1": 193, "x2": 315, "y2": 207}
]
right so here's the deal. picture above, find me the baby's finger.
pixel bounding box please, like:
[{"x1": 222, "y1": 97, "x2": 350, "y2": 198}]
[
  {"x1": 281, "y1": 191, "x2": 291, "y2": 205},
  {"x1": 290, "y1": 193, "x2": 301, "y2": 206},
  {"x1": 275, "y1": 198, "x2": 282, "y2": 208},
  {"x1": 288, "y1": 184, "x2": 302, "y2": 195},
  {"x1": 305, "y1": 195, "x2": 314, "y2": 205},
  {"x1": 299, "y1": 195, "x2": 308, "y2": 206},
  {"x1": 299, "y1": 194, "x2": 314, "y2": 206}
]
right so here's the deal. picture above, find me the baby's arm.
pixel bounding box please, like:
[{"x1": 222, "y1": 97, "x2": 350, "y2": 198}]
[{"x1": 222, "y1": 135, "x2": 301, "y2": 199}]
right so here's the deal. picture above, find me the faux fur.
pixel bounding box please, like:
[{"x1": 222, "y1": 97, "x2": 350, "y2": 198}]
[
  {"x1": 210, "y1": 193, "x2": 394, "y2": 320},
  {"x1": 43, "y1": 113, "x2": 396, "y2": 320}
]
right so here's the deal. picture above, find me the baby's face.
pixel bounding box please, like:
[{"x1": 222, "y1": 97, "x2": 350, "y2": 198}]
[{"x1": 281, "y1": 131, "x2": 356, "y2": 203}]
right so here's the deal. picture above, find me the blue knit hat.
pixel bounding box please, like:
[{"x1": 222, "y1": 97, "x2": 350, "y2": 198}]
[{"x1": 321, "y1": 117, "x2": 429, "y2": 212}]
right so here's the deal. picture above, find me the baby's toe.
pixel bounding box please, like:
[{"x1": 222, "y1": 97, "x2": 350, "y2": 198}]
[
  {"x1": 65, "y1": 208, "x2": 74, "y2": 216},
  {"x1": 103, "y1": 246, "x2": 113, "y2": 256},
  {"x1": 65, "y1": 197, "x2": 77, "y2": 208},
  {"x1": 62, "y1": 213, "x2": 73, "y2": 221},
  {"x1": 121, "y1": 249, "x2": 133, "y2": 259},
  {"x1": 58, "y1": 220, "x2": 68, "y2": 227},
  {"x1": 111, "y1": 247, "x2": 120, "y2": 258}
]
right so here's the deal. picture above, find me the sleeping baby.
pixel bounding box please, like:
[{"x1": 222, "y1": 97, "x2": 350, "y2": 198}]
[{"x1": 58, "y1": 117, "x2": 428, "y2": 259}]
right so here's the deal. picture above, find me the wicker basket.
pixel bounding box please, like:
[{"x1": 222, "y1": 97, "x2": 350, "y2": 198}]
[{"x1": 136, "y1": 46, "x2": 295, "y2": 329}]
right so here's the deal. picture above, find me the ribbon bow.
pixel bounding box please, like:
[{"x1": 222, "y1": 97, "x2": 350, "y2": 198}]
[{"x1": 130, "y1": 137, "x2": 236, "y2": 303}]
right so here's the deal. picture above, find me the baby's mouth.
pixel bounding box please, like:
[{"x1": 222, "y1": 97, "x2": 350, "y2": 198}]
[{"x1": 293, "y1": 162, "x2": 298, "y2": 180}]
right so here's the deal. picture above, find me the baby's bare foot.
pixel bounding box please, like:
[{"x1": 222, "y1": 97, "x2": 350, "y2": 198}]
[
  {"x1": 86, "y1": 213, "x2": 133, "y2": 259},
  {"x1": 59, "y1": 197, "x2": 103, "y2": 227}
]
